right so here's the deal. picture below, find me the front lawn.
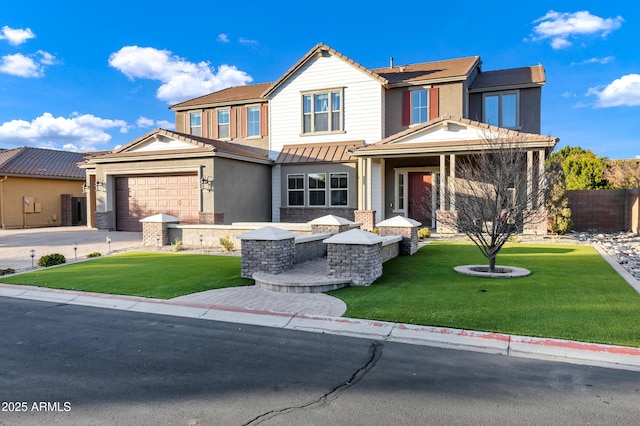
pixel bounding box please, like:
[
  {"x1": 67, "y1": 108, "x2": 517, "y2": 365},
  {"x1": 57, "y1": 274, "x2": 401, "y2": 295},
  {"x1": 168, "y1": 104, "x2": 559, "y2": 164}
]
[
  {"x1": 329, "y1": 242, "x2": 640, "y2": 347},
  {"x1": 0, "y1": 252, "x2": 250, "y2": 299}
]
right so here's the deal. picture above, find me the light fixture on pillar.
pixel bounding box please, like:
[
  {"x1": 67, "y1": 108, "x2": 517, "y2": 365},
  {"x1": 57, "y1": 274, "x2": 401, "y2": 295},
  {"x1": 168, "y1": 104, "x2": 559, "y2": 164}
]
[
  {"x1": 200, "y1": 176, "x2": 213, "y2": 192},
  {"x1": 81, "y1": 183, "x2": 91, "y2": 193},
  {"x1": 95, "y1": 179, "x2": 106, "y2": 192}
]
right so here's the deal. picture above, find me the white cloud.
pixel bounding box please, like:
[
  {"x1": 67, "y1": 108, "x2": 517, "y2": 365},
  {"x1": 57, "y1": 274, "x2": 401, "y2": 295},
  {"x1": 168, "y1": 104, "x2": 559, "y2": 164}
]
[
  {"x1": 0, "y1": 112, "x2": 129, "y2": 151},
  {"x1": 156, "y1": 120, "x2": 174, "y2": 130},
  {"x1": 532, "y1": 10, "x2": 623, "y2": 49},
  {"x1": 572, "y1": 56, "x2": 615, "y2": 66},
  {"x1": 217, "y1": 33, "x2": 229, "y2": 43},
  {"x1": 239, "y1": 37, "x2": 258, "y2": 46},
  {"x1": 0, "y1": 26, "x2": 35, "y2": 45},
  {"x1": 136, "y1": 116, "x2": 174, "y2": 130},
  {"x1": 108, "y1": 46, "x2": 253, "y2": 105},
  {"x1": 0, "y1": 51, "x2": 57, "y2": 77},
  {"x1": 136, "y1": 116, "x2": 155, "y2": 128},
  {"x1": 588, "y1": 74, "x2": 640, "y2": 107}
]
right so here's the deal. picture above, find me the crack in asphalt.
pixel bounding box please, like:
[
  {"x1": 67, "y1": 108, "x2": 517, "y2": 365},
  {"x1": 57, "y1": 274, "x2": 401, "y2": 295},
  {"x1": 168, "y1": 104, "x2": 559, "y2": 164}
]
[{"x1": 241, "y1": 341, "x2": 383, "y2": 426}]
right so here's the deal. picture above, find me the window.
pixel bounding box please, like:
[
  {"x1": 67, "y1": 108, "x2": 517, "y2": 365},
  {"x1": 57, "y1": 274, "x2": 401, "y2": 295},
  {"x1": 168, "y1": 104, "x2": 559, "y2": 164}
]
[
  {"x1": 308, "y1": 173, "x2": 326, "y2": 206},
  {"x1": 483, "y1": 92, "x2": 518, "y2": 129},
  {"x1": 248, "y1": 107, "x2": 260, "y2": 137},
  {"x1": 302, "y1": 89, "x2": 342, "y2": 134},
  {"x1": 217, "y1": 110, "x2": 230, "y2": 139},
  {"x1": 190, "y1": 112, "x2": 201, "y2": 136},
  {"x1": 287, "y1": 175, "x2": 304, "y2": 206},
  {"x1": 411, "y1": 90, "x2": 428, "y2": 125},
  {"x1": 330, "y1": 173, "x2": 348, "y2": 206},
  {"x1": 396, "y1": 172, "x2": 405, "y2": 210}
]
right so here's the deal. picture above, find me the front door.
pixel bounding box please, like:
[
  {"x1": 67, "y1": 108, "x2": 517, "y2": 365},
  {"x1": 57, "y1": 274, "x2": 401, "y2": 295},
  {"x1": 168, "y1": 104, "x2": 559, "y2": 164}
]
[{"x1": 408, "y1": 172, "x2": 432, "y2": 226}]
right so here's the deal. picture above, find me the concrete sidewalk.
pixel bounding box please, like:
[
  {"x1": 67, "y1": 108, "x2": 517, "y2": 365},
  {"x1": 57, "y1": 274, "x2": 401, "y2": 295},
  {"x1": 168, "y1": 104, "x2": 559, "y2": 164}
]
[{"x1": 1, "y1": 282, "x2": 639, "y2": 373}]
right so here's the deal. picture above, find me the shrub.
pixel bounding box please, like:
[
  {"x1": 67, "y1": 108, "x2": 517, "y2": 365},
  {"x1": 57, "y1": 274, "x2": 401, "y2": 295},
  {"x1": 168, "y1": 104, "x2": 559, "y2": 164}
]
[
  {"x1": 370, "y1": 228, "x2": 380, "y2": 235},
  {"x1": 0, "y1": 268, "x2": 15, "y2": 275},
  {"x1": 417, "y1": 228, "x2": 431, "y2": 240},
  {"x1": 86, "y1": 252, "x2": 101, "y2": 258},
  {"x1": 171, "y1": 238, "x2": 184, "y2": 252},
  {"x1": 37, "y1": 253, "x2": 66, "y2": 267},
  {"x1": 219, "y1": 236, "x2": 235, "y2": 252}
]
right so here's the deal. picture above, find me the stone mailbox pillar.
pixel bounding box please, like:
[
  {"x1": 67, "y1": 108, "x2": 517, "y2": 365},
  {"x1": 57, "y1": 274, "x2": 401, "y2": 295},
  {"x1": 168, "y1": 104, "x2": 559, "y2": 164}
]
[
  {"x1": 308, "y1": 214, "x2": 356, "y2": 235},
  {"x1": 377, "y1": 216, "x2": 421, "y2": 255},
  {"x1": 238, "y1": 226, "x2": 296, "y2": 279},
  {"x1": 140, "y1": 214, "x2": 181, "y2": 247},
  {"x1": 323, "y1": 229, "x2": 383, "y2": 286}
]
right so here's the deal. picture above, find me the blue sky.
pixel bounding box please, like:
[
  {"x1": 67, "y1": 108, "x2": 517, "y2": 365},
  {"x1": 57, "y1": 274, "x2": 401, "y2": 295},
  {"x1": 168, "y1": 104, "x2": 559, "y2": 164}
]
[{"x1": 0, "y1": 1, "x2": 638, "y2": 158}]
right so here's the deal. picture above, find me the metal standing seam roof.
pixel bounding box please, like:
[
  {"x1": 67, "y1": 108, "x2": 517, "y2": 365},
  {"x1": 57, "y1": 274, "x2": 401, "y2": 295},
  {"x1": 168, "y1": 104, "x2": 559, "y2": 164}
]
[
  {"x1": 275, "y1": 141, "x2": 365, "y2": 164},
  {"x1": 0, "y1": 147, "x2": 86, "y2": 179}
]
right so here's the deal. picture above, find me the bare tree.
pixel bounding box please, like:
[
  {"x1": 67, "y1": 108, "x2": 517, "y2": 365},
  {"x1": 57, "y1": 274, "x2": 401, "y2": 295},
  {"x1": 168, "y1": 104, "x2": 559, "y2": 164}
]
[{"x1": 436, "y1": 136, "x2": 548, "y2": 272}]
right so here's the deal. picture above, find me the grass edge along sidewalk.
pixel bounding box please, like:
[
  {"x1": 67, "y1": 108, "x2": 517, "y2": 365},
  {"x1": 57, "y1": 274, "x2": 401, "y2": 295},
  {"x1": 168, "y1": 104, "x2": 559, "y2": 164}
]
[{"x1": 2, "y1": 244, "x2": 640, "y2": 348}]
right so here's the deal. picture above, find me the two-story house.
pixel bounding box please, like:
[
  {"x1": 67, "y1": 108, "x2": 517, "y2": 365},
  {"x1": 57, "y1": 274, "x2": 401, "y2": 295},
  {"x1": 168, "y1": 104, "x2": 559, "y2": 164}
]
[{"x1": 80, "y1": 43, "x2": 557, "y2": 233}]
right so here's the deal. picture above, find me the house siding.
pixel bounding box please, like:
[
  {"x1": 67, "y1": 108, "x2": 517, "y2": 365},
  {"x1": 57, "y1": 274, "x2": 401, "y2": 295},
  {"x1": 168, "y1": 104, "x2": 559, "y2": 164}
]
[{"x1": 269, "y1": 54, "x2": 383, "y2": 160}]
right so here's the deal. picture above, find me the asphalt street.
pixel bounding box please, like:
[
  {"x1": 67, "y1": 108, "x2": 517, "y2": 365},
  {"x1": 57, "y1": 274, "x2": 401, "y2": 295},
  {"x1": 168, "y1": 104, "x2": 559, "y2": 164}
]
[{"x1": 1, "y1": 297, "x2": 639, "y2": 426}]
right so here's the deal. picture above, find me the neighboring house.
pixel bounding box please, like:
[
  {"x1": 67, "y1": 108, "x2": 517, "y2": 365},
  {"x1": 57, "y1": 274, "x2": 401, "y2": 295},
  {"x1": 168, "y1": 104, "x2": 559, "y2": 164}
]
[
  {"x1": 0, "y1": 147, "x2": 87, "y2": 228},
  {"x1": 81, "y1": 43, "x2": 558, "y2": 233}
]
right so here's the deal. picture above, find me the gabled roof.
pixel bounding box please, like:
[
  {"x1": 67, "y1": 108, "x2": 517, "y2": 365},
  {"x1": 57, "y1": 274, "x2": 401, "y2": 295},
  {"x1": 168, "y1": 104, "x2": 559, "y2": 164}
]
[
  {"x1": 469, "y1": 65, "x2": 545, "y2": 91},
  {"x1": 372, "y1": 56, "x2": 480, "y2": 85},
  {"x1": 0, "y1": 147, "x2": 86, "y2": 179},
  {"x1": 169, "y1": 82, "x2": 273, "y2": 110},
  {"x1": 276, "y1": 140, "x2": 365, "y2": 164},
  {"x1": 82, "y1": 129, "x2": 272, "y2": 165},
  {"x1": 352, "y1": 115, "x2": 558, "y2": 157},
  {"x1": 262, "y1": 43, "x2": 390, "y2": 98}
]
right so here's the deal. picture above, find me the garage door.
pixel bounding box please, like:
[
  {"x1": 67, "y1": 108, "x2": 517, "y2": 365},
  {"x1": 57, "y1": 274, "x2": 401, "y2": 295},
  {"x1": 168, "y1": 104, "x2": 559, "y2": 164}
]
[{"x1": 115, "y1": 175, "x2": 200, "y2": 232}]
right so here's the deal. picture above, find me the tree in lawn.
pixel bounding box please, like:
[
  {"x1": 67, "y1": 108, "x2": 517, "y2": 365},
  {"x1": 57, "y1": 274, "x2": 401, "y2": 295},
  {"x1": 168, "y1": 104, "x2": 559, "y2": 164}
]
[{"x1": 437, "y1": 136, "x2": 548, "y2": 273}]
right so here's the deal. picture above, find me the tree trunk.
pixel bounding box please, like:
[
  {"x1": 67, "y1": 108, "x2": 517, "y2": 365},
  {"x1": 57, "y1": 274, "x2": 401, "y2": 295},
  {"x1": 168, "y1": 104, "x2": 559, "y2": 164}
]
[{"x1": 489, "y1": 255, "x2": 496, "y2": 273}]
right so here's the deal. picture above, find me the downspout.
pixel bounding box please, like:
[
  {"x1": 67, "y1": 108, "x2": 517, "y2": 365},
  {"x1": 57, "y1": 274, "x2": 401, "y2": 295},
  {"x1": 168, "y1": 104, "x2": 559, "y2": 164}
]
[{"x1": 0, "y1": 176, "x2": 6, "y2": 229}]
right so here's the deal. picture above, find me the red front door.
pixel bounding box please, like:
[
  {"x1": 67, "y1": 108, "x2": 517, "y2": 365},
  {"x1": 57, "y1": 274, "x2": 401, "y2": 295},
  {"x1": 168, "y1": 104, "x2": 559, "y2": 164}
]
[{"x1": 408, "y1": 172, "x2": 432, "y2": 226}]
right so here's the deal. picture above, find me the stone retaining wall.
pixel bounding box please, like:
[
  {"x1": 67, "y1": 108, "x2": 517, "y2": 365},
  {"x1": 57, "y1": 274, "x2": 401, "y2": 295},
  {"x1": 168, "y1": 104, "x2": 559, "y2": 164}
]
[{"x1": 294, "y1": 234, "x2": 330, "y2": 264}]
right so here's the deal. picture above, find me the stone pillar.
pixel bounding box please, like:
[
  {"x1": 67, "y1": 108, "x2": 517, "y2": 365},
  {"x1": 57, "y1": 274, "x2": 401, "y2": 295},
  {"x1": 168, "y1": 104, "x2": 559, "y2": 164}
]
[
  {"x1": 354, "y1": 210, "x2": 376, "y2": 231},
  {"x1": 376, "y1": 216, "x2": 421, "y2": 255},
  {"x1": 140, "y1": 214, "x2": 181, "y2": 247},
  {"x1": 323, "y1": 229, "x2": 383, "y2": 286},
  {"x1": 199, "y1": 212, "x2": 224, "y2": 224},
  {"x1": 523, "y1": 210, "x2": 548, "y2": 235},
  {"x1": 308, "y1": 214, "x2": 355, "y2": 234},
  {"x1": 238, "y1": 226, "x2": 296, "y2": 279}
]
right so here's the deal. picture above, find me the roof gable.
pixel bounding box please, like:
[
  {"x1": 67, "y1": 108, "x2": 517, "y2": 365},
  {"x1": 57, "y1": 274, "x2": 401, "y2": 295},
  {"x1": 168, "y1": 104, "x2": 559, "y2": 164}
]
[{"x1": 262, "y1": 43, "x2": 389, "y2": 98}]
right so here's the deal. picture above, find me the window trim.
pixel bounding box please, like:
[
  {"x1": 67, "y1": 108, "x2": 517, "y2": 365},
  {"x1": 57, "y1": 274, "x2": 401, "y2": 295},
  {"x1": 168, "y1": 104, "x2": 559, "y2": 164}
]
[
  {"x1": 189, "y1": 112, "x2": 202, "y2": 136},
  {"x1": 301, "y1": 88, "x2": 344, "y2": 135},
  {"x1": 247, "y1": 106, "x2": 261, "y2": 138},
  {"x1": 411, "y1": 89, "x2": 429, "y2": 125},
  {"x1": 329, "y1": 172, "x2": 348, "y2": 207},
  {"x1": 217, "y1": 109, "x2": 230, "y2": 140},
  {"x1": 287, "y1": 174, "x2": 305, "y2": 207},
  {"x1": 482, "y1": 90, "x2": 520, "y2": 129},
  {"x1": 307, "y1": 173, "x2": 327, "y2": 207}
]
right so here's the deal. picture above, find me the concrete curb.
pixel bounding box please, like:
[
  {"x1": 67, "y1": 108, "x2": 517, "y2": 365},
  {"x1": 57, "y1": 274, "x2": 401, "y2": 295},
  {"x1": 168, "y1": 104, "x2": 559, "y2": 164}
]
[{"x1": 2, "y1": 283, "x2": 640, "y2": 372}]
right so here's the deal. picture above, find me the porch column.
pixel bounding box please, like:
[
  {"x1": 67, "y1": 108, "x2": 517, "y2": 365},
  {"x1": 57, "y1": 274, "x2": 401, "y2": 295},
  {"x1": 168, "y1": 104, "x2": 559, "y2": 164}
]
[
  {"x1": 449, "y1": 154, "x2": 456, "y2": 210},
  {"x1": 357, "y1": 158, "x2": 364, "y2": 210},
  {"x1": 527, "y1": 150, "x2": 533, "y2": 210},
  {"x1": 538, "y1": 149, "x2": 546, "y2": 210},
  {"x1": 439, "y1": 154, "x2": 446, "y2": 210},
  {"x1": 366, "y1": 158, "x2": 372, "y2": 210}
]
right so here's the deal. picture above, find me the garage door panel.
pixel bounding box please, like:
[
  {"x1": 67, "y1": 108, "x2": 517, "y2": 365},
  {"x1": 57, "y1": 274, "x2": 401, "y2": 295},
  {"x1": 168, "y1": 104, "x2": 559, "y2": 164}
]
[{"x1": 116, "y1": 174, "x2": 199, "y2": 231}]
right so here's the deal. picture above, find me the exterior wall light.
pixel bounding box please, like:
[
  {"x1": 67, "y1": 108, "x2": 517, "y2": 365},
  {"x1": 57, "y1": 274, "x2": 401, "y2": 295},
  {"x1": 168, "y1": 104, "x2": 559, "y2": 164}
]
[{"x1": 200, "y1": 177, "x2": 214, "y2": 192}]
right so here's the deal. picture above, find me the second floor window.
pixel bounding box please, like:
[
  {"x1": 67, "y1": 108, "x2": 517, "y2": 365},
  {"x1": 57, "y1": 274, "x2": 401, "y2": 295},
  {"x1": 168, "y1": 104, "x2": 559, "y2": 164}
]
[
  {"x1": 411, "y1": 90, "x2": 428, "y2": 124},
  {"x1": 217, "y1": 110, "x2": 230, "y2": 139},
  {"x1": 190, "y1": 113, "x2": 202, "y2": 136},
  {"x1": 302, "y1": 89, "x2": 342, "y2": 134},
  {"x1": 248, "y1": 107, "x2": 260, "y2": 137},
  {"x1": 484, "y1": 92, "x2": 518, "y2": 129}
]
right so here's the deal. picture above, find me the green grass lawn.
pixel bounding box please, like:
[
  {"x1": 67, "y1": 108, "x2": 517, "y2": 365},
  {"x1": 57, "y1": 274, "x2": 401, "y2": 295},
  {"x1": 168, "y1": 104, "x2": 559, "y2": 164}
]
[
  {"x1": 2, "y1": 243, "x2": 640, "y2": 347},
  {"x1": 329, "y1": 241, "x2": 640, "y2": 347},
  {"x1": 0, "y1": 251, "x2": 251, "y2": 299}
]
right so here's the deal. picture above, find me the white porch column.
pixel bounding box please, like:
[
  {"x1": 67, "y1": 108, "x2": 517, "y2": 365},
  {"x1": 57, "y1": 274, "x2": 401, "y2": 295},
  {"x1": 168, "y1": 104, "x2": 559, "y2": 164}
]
[
  {"x1": 538, "y1": 149, "x2": 546, "y2": 210},
  {"x1": 366, "y1": 158, "x2": 372, "y2": 210},
  {"x1": 357, "y1": 158, "x2": 364, "y2": 210},
  {"x1": 440, "y1": 154, "x2": 446, "y2": 210},
  {"x1": 527, "y1": 150, "x2": 534, "y2": 210},
  {"x1": 449, "y1": 154, "x2": 456, "y2": 210}
]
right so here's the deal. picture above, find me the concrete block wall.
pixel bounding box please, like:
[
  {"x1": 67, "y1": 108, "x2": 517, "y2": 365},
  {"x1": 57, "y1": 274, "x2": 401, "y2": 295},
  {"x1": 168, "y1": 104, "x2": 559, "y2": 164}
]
[
  {"x1": 240, "y1": 238, "x2": 295, "y2": 279},
  {"x1": 326, "y1": 243, "x2": 382, "y2": 286},
  {"x1": 567, "y1": 189, "x2": 634, "y2": 233},
  {"x1": 354, "y1": 210, "x2": 376, "y2": 231},
  {"x1": 378, "y1": 226, "x2": 418, "y2": 255}
]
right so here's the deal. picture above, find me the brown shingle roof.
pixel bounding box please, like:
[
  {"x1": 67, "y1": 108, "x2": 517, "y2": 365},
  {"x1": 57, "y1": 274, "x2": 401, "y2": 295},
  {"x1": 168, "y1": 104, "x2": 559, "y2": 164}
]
[
  {"x1": 275, "y1": 141, "x2": 365, "y2": 164},
  {"x1": 90, "y1": 129, "x2": 272, "y2": 164},
  {"x1": 170, "y1": 82, "x2": 273, "y2": 110},
  {"x1": 0, "y1": 147, "x2": 86, "y2": 179},
  {"x1": 469, "y1": 65, "x2": 546, "y2": 90},
  {"x1": 372, "y1": 56, "x2": 480, "y2": 85}
]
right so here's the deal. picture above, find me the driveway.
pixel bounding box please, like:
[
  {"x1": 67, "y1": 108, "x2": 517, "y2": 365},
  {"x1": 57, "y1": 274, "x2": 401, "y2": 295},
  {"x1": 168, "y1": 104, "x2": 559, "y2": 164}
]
[{"x1": 0, "y1": 227, "x2": 142, "y2": 271}]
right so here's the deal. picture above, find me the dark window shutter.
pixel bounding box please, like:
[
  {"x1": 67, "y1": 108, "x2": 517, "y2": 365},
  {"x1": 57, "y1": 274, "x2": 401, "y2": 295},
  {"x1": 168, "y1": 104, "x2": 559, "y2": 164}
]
[
  {"x1": 260, "y1": 104, "x2": 268, "y2": 136},
  {"x1": 402, "y1": 91, "x2": 411, "y2": 126},
  {"x1": 429, "y1": 87, "x2": 439, "y2": 120}
]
